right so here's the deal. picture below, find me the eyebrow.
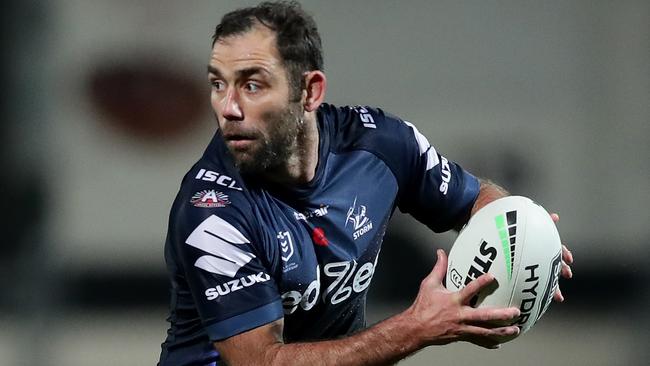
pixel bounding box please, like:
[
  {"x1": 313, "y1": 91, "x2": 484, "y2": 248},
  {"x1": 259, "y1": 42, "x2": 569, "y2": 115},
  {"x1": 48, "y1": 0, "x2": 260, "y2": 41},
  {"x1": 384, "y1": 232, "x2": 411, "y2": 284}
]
[{"x1": 207, "y1": 65, "x2": 272, "y2": 80}]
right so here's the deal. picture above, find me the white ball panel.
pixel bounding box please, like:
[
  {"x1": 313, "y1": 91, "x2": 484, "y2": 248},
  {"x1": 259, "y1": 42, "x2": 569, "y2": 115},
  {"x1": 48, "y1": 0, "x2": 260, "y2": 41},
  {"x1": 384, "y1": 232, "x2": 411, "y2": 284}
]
[{"x1": 446, "y1": 196, "x2": 562, "y2": 336}]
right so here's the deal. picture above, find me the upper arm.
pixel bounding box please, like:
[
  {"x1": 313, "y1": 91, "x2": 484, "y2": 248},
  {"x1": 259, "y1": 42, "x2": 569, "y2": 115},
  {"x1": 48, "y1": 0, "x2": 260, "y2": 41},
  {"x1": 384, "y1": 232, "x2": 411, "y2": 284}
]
[
  {"x1": 214, "y1": 319, "x2": 284, "y2": 366},
  {"x1": 394, "y1": 120, "x2": 480, "y2": 231},
  {"x1": 344, "y1": 107, "x2": 480, "y2": 232},
  {"x1": 170, "y1": 186, "x2": 284, "y2": 341}
]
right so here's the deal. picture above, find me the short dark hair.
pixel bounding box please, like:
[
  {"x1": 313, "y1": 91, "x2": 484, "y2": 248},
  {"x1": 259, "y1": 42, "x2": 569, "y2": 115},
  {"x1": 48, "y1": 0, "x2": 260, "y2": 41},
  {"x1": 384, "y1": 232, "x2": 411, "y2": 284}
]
[{"x1": 212, "y1": 1, "x2": 323, "y2": 99}]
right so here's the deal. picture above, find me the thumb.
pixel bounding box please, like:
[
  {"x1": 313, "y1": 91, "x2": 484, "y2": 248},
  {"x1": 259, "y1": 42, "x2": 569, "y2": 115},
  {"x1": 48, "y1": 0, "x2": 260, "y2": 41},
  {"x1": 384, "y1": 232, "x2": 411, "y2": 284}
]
[{"x1": 427, "y1": 249, "x2": 448, "y2": 284}]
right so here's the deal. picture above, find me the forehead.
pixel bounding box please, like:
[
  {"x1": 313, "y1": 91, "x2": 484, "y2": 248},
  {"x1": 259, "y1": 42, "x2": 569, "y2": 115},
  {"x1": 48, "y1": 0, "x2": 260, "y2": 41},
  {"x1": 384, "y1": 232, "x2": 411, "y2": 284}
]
[{"x1": 210, "y1": 25, "x2": 283, "y2": 75}]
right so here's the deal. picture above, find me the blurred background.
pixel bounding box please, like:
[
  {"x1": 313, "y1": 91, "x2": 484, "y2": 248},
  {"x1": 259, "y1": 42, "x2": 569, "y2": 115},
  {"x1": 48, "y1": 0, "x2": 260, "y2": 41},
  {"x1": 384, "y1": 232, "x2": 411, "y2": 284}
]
[{"x1": 1, "y1": 0, "x2": 648, "y2": 365}]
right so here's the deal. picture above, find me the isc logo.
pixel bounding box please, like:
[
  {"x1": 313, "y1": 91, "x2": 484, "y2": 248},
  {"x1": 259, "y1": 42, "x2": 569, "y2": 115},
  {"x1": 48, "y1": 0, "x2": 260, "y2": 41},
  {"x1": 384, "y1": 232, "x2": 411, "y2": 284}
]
[
  {"x1": 354, "y1": 106, "x2": 376, "y2": 129},
  {"x1": 195, "y1": 168, "x2": 243, "y2": 191}
]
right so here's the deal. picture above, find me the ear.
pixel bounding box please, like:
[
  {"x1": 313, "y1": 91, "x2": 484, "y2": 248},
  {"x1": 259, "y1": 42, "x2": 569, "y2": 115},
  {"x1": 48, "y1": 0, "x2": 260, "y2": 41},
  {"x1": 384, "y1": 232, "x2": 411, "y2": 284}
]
[{"x1": 302, "y1": 71, "x2": 327, "y2": 112}]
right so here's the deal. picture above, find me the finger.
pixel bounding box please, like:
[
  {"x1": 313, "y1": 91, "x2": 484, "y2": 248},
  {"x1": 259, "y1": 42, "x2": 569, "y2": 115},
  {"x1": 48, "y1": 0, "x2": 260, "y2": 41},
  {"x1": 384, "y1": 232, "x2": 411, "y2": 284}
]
[
  {"x1": 459, "y1": 273, "x2": 495, "y2": 303},
  {"x1": 553, "y1": 288, "x2": 564, "y2": 302},
  {"x1": 466, "y1": 329, "x2": 521, "y2": 349},
  {"x1": 462, "y1": 324, "x2": 520, "y2": 339},
  {"x1": 462, "y1": 306, "x2": 520, "y2": 323},
  {"x1": 561, "y1": 263, "x2": 572, "y2": 279},
  {"x1": 432, "y1": 249, "x2": 448, "y2": 281},
  {"x1": 425, "y1": 249, "x2": 448, "y2": 284},
  {"x1": 562, "y1": 245, "x2": 574, "y2": 265},
  {"x1": 550, "y1": 212, "x2": 560, "y2": 223}
]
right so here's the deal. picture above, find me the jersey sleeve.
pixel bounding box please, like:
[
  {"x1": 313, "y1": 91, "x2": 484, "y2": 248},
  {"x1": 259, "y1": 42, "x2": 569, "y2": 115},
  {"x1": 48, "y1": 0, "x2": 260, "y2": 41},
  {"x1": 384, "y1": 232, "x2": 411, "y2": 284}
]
[
  {"x1": 344, "y1": 106, "x2": 480, "y2": 232},
  {"x1": 395, "y1": 120, "x2": 480, "y2": 232},
  {"x1": 169, "y1": 178, "x2": 283, "y2": 341}
]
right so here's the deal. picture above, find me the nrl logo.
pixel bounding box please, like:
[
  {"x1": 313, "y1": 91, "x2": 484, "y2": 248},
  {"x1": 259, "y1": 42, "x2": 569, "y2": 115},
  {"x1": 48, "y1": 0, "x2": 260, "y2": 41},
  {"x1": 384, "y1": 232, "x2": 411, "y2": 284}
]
[{"x1": 277, "y1": 231, "x2": 298, "y2": 272}]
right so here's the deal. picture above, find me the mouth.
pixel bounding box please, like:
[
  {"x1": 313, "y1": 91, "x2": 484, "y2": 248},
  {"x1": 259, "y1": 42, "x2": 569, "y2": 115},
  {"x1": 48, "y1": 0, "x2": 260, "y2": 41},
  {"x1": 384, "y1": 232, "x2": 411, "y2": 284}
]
[{"x1": 223, "y1": 134, "x2": 256, "y2": 150}]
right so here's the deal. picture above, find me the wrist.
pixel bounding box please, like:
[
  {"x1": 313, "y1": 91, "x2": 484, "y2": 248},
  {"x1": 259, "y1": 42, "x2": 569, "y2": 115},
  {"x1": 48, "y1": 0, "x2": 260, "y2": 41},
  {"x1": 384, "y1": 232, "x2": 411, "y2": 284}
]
[{"x1": 389, "y1": 306, "x2": 427, "y2": 351}]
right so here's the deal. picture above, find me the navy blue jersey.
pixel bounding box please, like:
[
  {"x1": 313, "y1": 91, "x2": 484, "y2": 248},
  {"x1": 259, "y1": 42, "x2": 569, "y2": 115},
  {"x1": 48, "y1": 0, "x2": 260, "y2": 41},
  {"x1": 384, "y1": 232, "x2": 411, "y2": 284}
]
[{"x1": 158, "y1": 104, "x2": 480, "y2": 365}]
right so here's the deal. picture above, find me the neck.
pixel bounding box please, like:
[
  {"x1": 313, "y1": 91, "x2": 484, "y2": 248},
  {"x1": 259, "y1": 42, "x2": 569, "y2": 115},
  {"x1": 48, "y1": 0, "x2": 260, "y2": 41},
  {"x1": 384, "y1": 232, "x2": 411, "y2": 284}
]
[{"x1": 260, "y1": 111, "x2": 320, "y2": 186}]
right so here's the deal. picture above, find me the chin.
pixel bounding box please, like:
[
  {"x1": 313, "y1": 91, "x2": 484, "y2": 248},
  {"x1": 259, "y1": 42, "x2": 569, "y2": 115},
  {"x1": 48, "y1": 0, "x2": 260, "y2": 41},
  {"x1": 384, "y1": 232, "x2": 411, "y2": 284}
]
[{"x1": 232, "y1": 154, "x2": 262, "y2": 174}]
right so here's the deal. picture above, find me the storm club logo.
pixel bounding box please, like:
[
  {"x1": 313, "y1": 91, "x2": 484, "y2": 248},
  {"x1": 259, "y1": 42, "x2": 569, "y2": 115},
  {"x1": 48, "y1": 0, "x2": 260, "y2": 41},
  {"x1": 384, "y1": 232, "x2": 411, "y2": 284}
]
[{"x1": 346, "y1": 196, "x2": 373, "y2": 240}]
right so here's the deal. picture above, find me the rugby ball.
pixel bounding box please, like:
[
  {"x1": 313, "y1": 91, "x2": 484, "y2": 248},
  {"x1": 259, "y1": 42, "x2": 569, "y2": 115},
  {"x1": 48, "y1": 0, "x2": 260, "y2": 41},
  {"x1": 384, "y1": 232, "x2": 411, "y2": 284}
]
[{"x1": 446, "y1": 196, "x2": 562, "y2": 336}]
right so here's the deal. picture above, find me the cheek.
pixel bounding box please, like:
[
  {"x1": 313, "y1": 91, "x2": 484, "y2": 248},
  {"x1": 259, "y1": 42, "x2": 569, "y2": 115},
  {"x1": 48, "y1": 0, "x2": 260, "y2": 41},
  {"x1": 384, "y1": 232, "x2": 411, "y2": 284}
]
[
  {"x1": 210, "y1": 92, "x2": 222, "y2": 112},
  {"x1": 244, "y1": 98, "x2": 277, "y2": 122},
  {"x1": 209, "y1": 95, "x2": 226, "y2": 128}
]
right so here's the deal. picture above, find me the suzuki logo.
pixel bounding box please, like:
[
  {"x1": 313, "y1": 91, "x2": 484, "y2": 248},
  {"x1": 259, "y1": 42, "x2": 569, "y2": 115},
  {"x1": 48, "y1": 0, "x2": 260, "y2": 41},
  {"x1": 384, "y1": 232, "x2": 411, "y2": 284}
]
[{"x1": 185, "y1": 215, "x2": 255, "y2": 277}]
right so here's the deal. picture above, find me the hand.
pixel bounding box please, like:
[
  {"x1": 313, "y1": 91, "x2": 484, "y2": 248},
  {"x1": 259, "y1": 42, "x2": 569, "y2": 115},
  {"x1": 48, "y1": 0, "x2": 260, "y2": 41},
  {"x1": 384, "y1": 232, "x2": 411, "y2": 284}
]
[
  {"x1": 550, "y1": 213, "x2": 574, "y2": 302},
  {"x1": 405, "y1": 249, "x2": 521, "y2": 349}
]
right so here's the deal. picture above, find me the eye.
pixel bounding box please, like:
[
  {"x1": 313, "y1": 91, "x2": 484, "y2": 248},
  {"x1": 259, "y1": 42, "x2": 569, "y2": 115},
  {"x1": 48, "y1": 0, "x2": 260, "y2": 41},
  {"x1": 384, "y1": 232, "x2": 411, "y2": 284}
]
[
  {"x1": 244, "y1": 81, "x2": 261, "y2": 93},
  {"x1": 210, "y1": 79, "x2": 225, "y2": 91}
]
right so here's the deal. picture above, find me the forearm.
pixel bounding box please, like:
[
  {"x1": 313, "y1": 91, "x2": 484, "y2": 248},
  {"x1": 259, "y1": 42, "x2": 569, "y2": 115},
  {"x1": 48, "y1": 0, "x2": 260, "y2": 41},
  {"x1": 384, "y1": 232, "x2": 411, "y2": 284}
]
[
  {"x1": 217, "y1": 250, "x2": 522, "y2": 365},
  {"x1": 471, "y1": 178, "x2": 509, "y2": 216},
  {"x1": 219, "y1": 310, "x2": 421, "y2": 366},
  {"x1": 266, "y1": 312, "x2": 420, "y2": 366}
]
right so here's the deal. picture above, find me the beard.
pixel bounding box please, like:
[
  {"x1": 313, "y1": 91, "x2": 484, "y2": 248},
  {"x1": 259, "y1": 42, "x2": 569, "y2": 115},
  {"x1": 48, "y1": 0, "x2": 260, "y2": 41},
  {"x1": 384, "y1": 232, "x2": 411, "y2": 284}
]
[{"x1": 219, "y1": 102, "x2": 304, "y2": 178}]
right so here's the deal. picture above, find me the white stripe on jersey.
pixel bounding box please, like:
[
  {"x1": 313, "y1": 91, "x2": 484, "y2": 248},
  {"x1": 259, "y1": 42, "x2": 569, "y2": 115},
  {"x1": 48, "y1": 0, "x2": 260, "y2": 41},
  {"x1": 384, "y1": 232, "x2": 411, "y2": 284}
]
[
  {"x1": 185, "y1": 215, "x2": 255, "y2": 277},
  {"x1": 404, "y1": 121, "x2": 439, "y2": 171}
]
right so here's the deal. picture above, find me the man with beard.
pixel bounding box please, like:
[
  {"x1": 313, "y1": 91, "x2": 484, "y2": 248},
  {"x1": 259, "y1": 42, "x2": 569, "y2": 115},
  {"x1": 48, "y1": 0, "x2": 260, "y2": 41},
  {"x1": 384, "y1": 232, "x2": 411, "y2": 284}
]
[{"x1": 158, "y1": 2, "x2": 574, "y2": 365}]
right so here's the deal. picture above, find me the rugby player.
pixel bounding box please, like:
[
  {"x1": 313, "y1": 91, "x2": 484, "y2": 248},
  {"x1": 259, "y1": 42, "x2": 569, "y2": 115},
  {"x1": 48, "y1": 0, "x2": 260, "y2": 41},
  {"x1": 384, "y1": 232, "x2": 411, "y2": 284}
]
[{"x1": 158, "y1": 2, "x2": 574, "y2": 365}]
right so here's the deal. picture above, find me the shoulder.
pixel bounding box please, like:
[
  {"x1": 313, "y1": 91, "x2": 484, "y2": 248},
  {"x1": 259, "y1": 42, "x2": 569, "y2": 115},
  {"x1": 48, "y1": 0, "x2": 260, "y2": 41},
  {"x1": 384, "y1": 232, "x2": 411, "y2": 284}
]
[
  {"x1": 319, "y1": 104, "x2": 436, "y2": 182},
  {"x1": 166, "y1": 162, "x2": 278, "y2": 283},
  {"x1": 319, "y1": 103, "x2": 422, "y2": 155},
  {"x1": 167, "y1": 136, "x2": 261, "y2": 256}
]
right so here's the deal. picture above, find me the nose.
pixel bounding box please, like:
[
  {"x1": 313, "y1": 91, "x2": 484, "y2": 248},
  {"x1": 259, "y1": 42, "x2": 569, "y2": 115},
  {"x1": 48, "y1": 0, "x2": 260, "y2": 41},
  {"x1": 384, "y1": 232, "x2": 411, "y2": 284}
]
[{"x1": 221, "y1": 88, "x2": 244, "y2": 122}]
